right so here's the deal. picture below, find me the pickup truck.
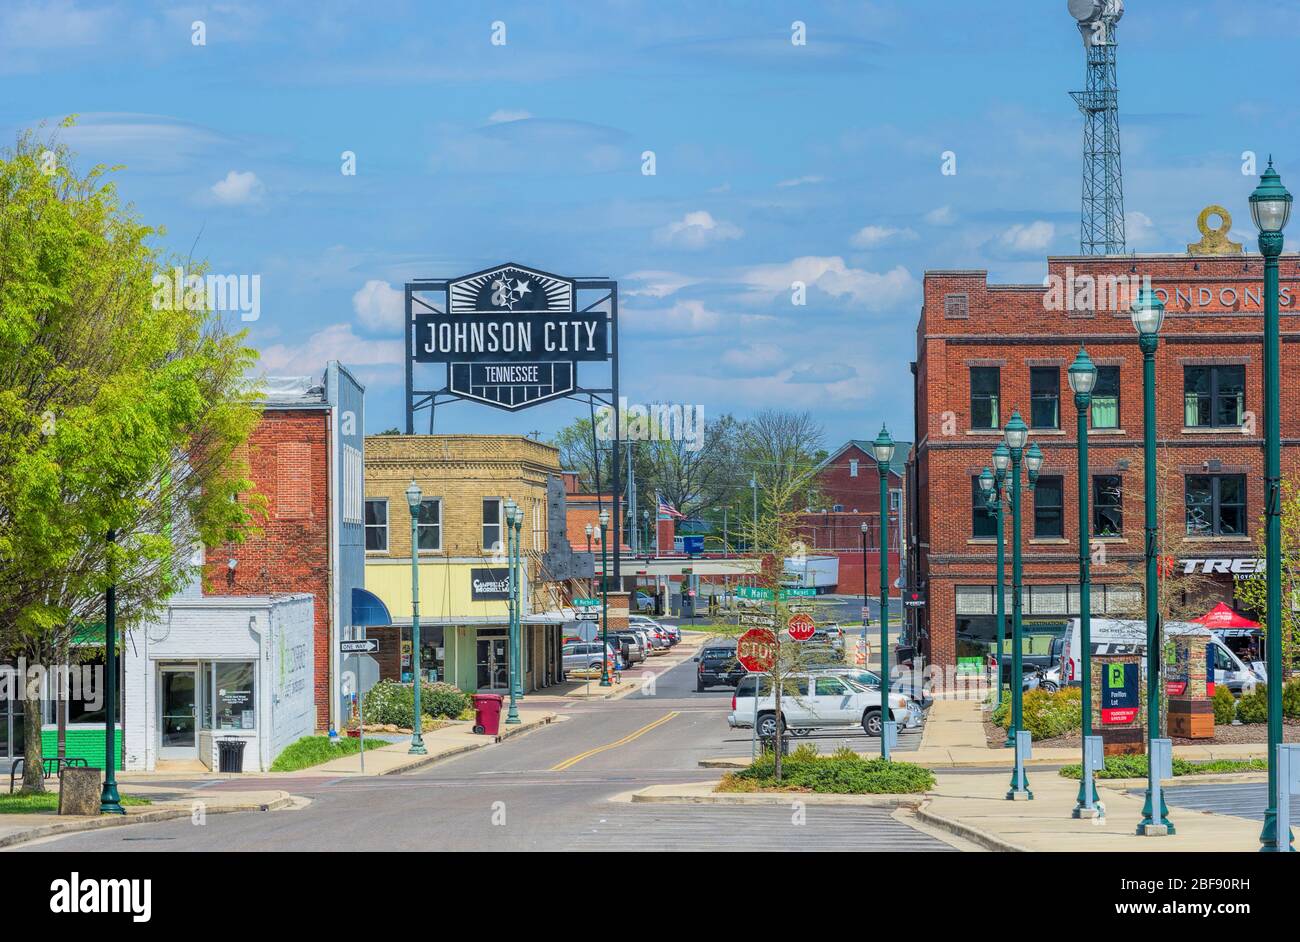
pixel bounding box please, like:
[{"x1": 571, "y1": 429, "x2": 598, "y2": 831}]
[{"x1": 728, "y1": 672, "x2": 910, "y2": 738}]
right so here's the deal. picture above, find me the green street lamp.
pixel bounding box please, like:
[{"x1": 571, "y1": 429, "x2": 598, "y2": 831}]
[
  {"x1": 504, "y1": 499, "x2": 522, "y2": 725},
  {"x1": 871, "y1": 424, "x2": 897, "y2": 761},
  {"x1": 1003, "y1": 410, "x2": 1032, "y2": 798},
  {"x1": 598, "y1": 508, "x2": 612, "y2": 687},
  {"x1": 405, "y1": 481, "x2": 427, "y2": 756},
  {"x1": 100, "y1": 529, "x2": 124, "y2": 815},
  {"x1": 1068, "y1": 346, "x2": 1101, "y2": 817},
  {"x1": 1131, "y1": 285, "x2": 1172, "y2": 835},
  {"x1": 991, "y1": 442, "x2": 1011, "y2": 715},
  {"x1": 1250, "y1": 157, "x2": 1294, "y2": 851}
]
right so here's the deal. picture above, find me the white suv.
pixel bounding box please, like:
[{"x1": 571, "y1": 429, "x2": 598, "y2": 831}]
[{"x1": 728, "y1": 672, "x2": 910, "y2": 738}]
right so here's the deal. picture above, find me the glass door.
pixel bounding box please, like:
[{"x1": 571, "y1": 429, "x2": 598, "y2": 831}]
[
  {"x1": 476, "y1": 637, "x2": 509, "y2": 691},
  {"x1": 0, "y1": 697, "x2": 8, "y2": 759},
  {"x1": 159, "y1": 667, "x2": 199, "y2": 760}
]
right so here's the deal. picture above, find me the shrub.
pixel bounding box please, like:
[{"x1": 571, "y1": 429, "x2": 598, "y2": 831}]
[
  {"x1": 1237, "y1": 684, "x2": 1269, "y2": 724},
  {"x1": 992, "y1": 686, "x2": 1082, "y2": 741},
  {"x1": 361, "y1": 679, "x2": 469, "y2": 726},
  {"x1": 1213, "y1": 683, "x2": 1237, "y2": 725},
  {"x1": 1060, "y1": 754, "x2": 1267, "y2": 780},
  {"x1": 726, "y1": 745, "x2": 935, "y2": 794},
  {"x1": 1283, "y1": 679, "x2": 1300, "y2": 719}
]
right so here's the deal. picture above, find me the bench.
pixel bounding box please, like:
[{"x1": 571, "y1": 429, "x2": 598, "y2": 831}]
[{"x1": 8, "y1": 756, "x2": 89, "y2": 794}]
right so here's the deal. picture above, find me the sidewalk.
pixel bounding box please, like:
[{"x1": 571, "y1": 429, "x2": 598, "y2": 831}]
[
  {"x1": 919, "y1": 768, "x2": 1262, "y2": 851},
  {"x1": 912, "y1": 699, "x2": 1270, "y2": 768},
  {"x1": 0, "y1": 784, "x2": 294, "y2": 850}
]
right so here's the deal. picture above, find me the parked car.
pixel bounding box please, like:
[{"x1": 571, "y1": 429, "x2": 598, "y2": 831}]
[
  {"x1": 630, "y1": 614, "x2": 678, "y2": 646},
  {"x1": 635, "y1": 591, "x2": 656, "y2": 612},
  {"x1": 817, "y1": 668, "x2": 927, "y2": 727},
  {"x1": 694, "y1": 640, "x2": 744, "y2": 691},
  {"x1": 728, "y1": 672, "x2": 910, "y2": 737},
  {"x1": 612, "y1": 632, "x2": 646, "y2": 664},
  {"x1": 562, "y1": 642, "x2": 614, "y2": 672}
]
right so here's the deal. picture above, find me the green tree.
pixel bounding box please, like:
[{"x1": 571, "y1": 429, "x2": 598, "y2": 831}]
[
  {"x1": 0, "y1": 126, "x2": 262, "y2": 792},
  {"x1": 1235, "y1": 478, "x2": 1300, "y2": 673}
]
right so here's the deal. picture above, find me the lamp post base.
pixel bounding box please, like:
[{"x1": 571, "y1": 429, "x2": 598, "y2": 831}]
[
  {"x1": 1259, "y1": 814, "x2": 1296, "y2": 852},
  {"x1": 506, "y1": 701, "x2": 521, "y2": 725},
  {"x1": 1072, "y1": 779, "x2": 1100, "y2": 817},
  {"x1": 408, "y1": 734, "x2": 427, "y2": 756},
  {"x1": 99, "y1": 783, "x2": 125, "y2": 816},
  {"x1": 1136, "y1": 822, "x2": 1172, "y2": 837},
  {"x1": 1005, "y1": 788, "x2": 1033, "y2": 801}
]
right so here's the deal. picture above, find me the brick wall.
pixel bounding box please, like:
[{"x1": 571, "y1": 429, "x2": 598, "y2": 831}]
[{"x1": 205, "y1": 409, "x2": 333, "y2": 729}]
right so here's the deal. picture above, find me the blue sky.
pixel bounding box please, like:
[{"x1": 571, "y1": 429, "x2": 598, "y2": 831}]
[{"x1": 4, "y1": 0, "x2": 1297, "y2": 446}]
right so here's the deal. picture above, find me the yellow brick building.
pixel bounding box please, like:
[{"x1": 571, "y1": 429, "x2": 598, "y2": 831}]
[{"x1": 362, "y1": 435, "x2": 573, "y2": 693}]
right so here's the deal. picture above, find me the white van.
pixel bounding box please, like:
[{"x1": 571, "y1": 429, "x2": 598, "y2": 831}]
[{"x1": 1060, "y1": 617, "x2": 1265, "y2": 697}]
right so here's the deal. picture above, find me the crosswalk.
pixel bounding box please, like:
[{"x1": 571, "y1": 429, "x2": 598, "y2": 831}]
[
  {"x1": 1137, "y1": 782, "x2": 1300, "y2": 822},
  {"x1": 564, "y1": 803, "x2": 956, "y2": 851}
]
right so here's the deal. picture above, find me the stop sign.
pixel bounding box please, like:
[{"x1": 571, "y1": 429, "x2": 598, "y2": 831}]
[
  {"x1": 787, "y1": 613, "x2": 815, "y2": 642},
  {"x1": 736, "y1": 628, "x2": 777, "y2": 673}
]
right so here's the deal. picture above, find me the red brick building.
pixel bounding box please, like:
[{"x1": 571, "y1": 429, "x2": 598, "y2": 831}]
[
  {"x1": 796, "y1": 440, "x2": 907, "y2": 597},
  {"x1": 912, "y1": 239, "x2": 1300, "y2": 673},
  {"x1": 204, "y1": 365, "x2": 367, "y2": 731}
]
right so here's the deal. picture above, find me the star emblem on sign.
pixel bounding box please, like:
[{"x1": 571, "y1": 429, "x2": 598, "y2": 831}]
[{"x1": 490, "y1": 276, "x2": 532, "y2": 310}]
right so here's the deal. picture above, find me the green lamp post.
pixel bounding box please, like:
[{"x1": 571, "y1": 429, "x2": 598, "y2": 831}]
[
  {"x1": 405, "y1": 481, "x2": 427, "y2": 756},
  {"x1": 598, "y1": 508, "x2": 612, "y2": 687},
  {"x1": 1131, "y1": 285, "x2": 1172, "y2": 835},
  {"x1": 871, "y1": 424, "x2": 897, "y2": 761},
  {"x1": 1003, "y1": 411, "x2": 1032, "y2": 798},
  {"x1": 100, "y1": 530, "x2": 124, "y2": 815},
  {"x1": 992, "y1": 442, "x2": 1011, "y2": 716},
  {"x1": 978, "y1": 467, "x2": 1001, "y2": 713},
  {"x1": 1068, "y1": 346, "x2": 1101, "y2": 817},
  {"x1": 1250, "y1": 158, "x2": 1294, "y2": 851},
  {"x1": 504, "y1": 499, "x2": 522, "y2": 725}
]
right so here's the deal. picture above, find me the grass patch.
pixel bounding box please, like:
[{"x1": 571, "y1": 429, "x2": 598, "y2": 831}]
[
  {"x1": 1059, "y1": 754, "x2": 1268, "y2": 780},
  {"x1": 269, "y1": 735, "x2": 393, "y2": 772},
  {"x1": 718, "y1": 745, "x2": 935, "y2": 795},
  {"x1": 0, "y1": 793, "x2": 151, "y2": 814}
]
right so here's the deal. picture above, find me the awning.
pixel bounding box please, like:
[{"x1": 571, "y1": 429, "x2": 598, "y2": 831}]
[
  {"x1": 1194, "y1": 602, "x2": 1260, "y2": 630},
  {"x1": 351, "y1": 588, "x2": 393, "y2": 628}
]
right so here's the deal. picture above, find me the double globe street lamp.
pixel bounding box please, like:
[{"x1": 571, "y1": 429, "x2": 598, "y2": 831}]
[
  {"x1": 504, "y1": 499, "x2": 524, "y2": 726},
  {"x1": 1249, "y1": 158, "x2": 1294, "y2": 851},
  {"x1": 598, "y1": 508, "x2": 612, "y2": 687},
  {"x1": 405, "y1": 481, "x2": 428, "y2": 756},
  {"x1": 979, "y1": 443, "x2": 1012, "y2": 715}
]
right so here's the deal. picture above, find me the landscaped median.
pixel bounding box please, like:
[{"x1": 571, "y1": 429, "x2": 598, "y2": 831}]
[{"x1": 632, "y1": 745, "x2": 936, "y2": 807}]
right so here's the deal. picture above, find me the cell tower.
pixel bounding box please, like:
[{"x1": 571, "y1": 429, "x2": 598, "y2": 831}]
[{"x1": 1069, "y1": 0, "x2": 1126, "y2": 255}]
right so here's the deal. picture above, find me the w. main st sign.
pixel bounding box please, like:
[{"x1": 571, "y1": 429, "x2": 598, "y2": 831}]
[{"x1": 412, "y1": 263, "x2": 609, "y2": 410}]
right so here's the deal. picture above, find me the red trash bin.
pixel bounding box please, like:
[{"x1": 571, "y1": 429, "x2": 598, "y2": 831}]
[{"x1": 471, "y1": 693, "x2": 505, "y2": 736}]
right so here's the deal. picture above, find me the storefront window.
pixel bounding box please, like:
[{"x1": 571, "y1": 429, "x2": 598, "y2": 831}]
[
  {"x1": 214, "y1": 662, "x2": 256, "y2": 731},
  {"x1": 63, "y1": 652, "x2": 122, "y2": 725},
  {"x1": 1091, "y1": 366, "x2": 1120, "y2": 429},
  {"x1": 200, "y1": 665, "x2": 214, "y2": 730}
]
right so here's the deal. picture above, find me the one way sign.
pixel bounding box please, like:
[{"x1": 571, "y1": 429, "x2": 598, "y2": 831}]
[{"x1": 340, "y1": 638, "x2": 380, "y2": 654}]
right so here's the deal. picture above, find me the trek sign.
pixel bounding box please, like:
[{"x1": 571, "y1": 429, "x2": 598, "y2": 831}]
[{"x1": 413, "y1": 263, "x2": 609, "y2": 410}]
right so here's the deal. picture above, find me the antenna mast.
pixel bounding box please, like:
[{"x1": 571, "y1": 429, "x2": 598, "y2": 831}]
[{"x1": 1069, "y1": 0, "x2": 1126, "y2": 255}]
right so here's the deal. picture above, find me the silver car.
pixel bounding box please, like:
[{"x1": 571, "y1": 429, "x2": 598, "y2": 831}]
[{"x1": 562, "y1": 642, "x2": 612, "y2": 672}]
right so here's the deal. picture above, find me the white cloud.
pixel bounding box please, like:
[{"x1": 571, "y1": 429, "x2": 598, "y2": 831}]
[
  {"x1": 654, "y1": 210, "x2": 743, "y2": 249},
  {"x1": 850, "y1": 225, "x2": 918, "y2": 249},
  {"x1": 623, "y1": 300, "x2": 774, "y2": 335},
  {"x1": 720, "y1": 342, "x2": 785, "y2": 376},
  {"x1": 737, "y1": 256, "x2": 918, "y2": 310},
  {"x1": 623, "y1": 270, "x2": 699, "y2": 299},
  {"x1": 487, "y1": 109, "x2": 532, "y2": 124},
  {"x1": 1125, "y1": 211, "x2": 1157, "y2": 248},
  {"x1": 998, "y1": 221, "x2": 1055, "y2": 254},
  {"x1": 258, "y1": 323, "x2": 403, "y2": 382},
  {"x1": 210, "y1": 170, "x2": 263, "y2": 205},
  {"x1": 352, "y1": 280, "x2": 404, "y2": 334},
  {"x1": 925, "y1": 205, "x2": 956, "y2": 226},
  {"x1": 777, "y1": 175, "x2": 825, "y2": 188}
]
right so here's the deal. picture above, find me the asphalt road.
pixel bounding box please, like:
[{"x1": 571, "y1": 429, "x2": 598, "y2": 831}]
[{"x1": 12, "y1": 652, "x2": 952, "y2": 853}]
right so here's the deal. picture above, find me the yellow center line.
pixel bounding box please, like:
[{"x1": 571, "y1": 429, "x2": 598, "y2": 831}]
[{"x1": 549, "y1": 711, "x2": 681, "y2": 772}]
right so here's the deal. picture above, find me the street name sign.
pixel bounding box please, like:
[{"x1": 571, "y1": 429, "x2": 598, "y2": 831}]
[
  {"x1": 737, "y1": 586, "x2": 773, "y2": 601},
  {"x1": 736, "y1": 629, "x2": 777, "y2": 673},
  {"x1": 340, "y1": 639, "x2": 379, "y2": 655},
  {"x1": 573, "y1": 598, "x2": 600, "y2": 608},
  {"x1": 738, "y1": 613, "x2": 776, "y2": 629}
]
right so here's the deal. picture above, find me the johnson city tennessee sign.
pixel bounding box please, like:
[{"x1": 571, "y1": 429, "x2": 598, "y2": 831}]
[{"x1": 413, "y1": 263, "x2": 609, "y2": 410}]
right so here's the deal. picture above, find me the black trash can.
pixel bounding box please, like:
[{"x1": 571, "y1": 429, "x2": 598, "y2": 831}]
[{"x1": 217, "y1": 737, "x2": 246, "y2": 773}]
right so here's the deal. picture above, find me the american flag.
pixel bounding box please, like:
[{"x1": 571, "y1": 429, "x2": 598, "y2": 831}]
[{"x1": 656, "y1": 492, "x2": 684, "y2": 519}]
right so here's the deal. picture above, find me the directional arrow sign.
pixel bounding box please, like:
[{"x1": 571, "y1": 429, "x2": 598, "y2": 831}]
[
  {"x1": 340, "y1": 639, "x2": 379, "y2": 654},
  {"x1": 738, "y1": 613, "x2": 776, "y2": 628},
  {"x1": 574, "y1": 610, "x2": 600, "y2": 621}
]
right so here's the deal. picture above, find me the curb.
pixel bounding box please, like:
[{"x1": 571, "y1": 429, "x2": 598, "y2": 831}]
[
  {"x1": 378, "y1": 714, "x2": 555, "y2": 776},
  {"x1": 0, "y1": 793, "x2": 295, "y2": 850},
  {"x1": 914, "y1": 799, "x2": 1029, "y2": 853},
  {"x1": 631, "y1": 789, "x2": 922, "y2": 808}
]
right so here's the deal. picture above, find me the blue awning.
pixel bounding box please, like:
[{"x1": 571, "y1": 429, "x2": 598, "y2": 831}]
[{"x1": 352, "y1": 587, "x2": 393, "y2": 628}]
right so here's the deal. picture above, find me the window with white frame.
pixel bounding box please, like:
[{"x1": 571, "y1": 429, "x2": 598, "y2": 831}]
[
  {"x1": 417, "y1": 498, "x2": 441, "y2": 551},
  {"x1": 364, "y1": 499, "x2": 388, "y2": 552},
  {"x1": 849, "y1": 459, "x2": 859, "y2": 477},
  {"x1": 483, "y1": 498, "x2": 503, "y2": 553}
]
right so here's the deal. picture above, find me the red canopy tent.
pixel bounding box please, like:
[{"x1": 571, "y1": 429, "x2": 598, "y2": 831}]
[{"x1": 1194, "y1": 602, "x2": 1260, "y2": 630}]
